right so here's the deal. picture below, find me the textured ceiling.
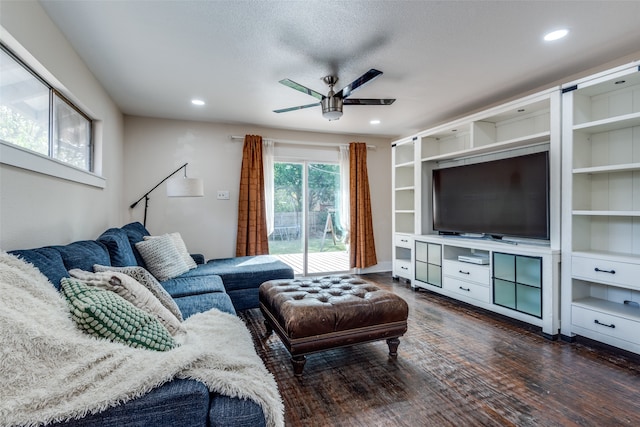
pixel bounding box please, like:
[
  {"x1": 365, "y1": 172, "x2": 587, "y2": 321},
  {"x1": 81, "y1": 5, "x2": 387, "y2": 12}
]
[{"x1": 39, "y1": 0, "x2": 640, "y2": 139}]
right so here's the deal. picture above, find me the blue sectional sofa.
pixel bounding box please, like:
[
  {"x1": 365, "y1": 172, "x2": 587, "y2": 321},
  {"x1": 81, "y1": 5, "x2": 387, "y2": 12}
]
[
  {"x1": 206, "y1": 255, "x2": 296, "y2": 311},
  {"x1": 8, "y1": 222, "x2": 294, "y2": 427}
]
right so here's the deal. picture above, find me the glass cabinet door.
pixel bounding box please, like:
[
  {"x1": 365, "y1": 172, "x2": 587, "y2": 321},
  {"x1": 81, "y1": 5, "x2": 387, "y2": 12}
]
[
  {"x1": 493, "y1": 252, "x2": 542, "y2": 318},
  {"x1": 415, "y1": 241, "x2": 442, "y2": 288}
]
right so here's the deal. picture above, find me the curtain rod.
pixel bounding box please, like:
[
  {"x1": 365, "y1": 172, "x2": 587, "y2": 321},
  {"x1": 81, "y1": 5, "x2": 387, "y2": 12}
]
[{"x1": 229, "y1": 135, "x2": 375, "y2": 150}]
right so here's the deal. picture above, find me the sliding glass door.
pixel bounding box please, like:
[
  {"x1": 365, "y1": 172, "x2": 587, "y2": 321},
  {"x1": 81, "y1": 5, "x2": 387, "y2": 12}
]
[{"x1": 269, "y1": 161, "x2": 349, "y2": 275}]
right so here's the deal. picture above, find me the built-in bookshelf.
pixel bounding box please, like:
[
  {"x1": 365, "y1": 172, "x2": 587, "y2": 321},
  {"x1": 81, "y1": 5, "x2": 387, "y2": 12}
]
[{"x1": 560, "y1": 61, "x2": 640, "y2": 355}]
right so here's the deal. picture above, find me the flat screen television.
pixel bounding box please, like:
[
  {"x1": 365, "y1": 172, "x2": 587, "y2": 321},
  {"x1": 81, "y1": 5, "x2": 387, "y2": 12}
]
[{"x1": 432, "y1": 151, "x2": 550, "y2": 240}]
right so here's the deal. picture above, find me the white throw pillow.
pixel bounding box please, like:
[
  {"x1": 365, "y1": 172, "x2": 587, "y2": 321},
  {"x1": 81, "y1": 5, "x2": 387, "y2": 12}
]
[
  {"x1": 93, "y1": 264, "x2": 183, "y2": 321},
  {"x1": 69, "y1": 269, "x2": 185, "y2": 336},
  {"x1": 144, "y1": 232, "x2": 197, "y2": 270},
  {"x1": 135, "y1": 234, "x2": 190, "y2": 281}
]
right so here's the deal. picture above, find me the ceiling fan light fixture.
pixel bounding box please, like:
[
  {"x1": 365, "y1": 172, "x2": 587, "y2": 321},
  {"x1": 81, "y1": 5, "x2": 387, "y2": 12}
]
[{"x1": 321, "y1": 96, "x2": 343, "y2": 120}]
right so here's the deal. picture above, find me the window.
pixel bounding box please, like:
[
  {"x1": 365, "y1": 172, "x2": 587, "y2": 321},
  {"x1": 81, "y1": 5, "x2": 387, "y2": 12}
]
[{"x1": 0, "y1": 44, "x2": 93, "y2": 172}]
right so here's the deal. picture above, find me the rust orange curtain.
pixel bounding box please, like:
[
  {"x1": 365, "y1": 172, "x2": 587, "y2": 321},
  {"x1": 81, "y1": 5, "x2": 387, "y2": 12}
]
[
  {"x1": 236, "y1": 135, "x2": 269, "y2": 256},
  {"x1": 349, "y1": 142, "x2": 377, "y2": 268}
]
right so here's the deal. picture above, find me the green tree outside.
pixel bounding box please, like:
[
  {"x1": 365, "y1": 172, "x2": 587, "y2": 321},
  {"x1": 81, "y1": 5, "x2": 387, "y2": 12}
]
[{"x1": 271, "y1": 162, "x2": 346, "y2": 253}]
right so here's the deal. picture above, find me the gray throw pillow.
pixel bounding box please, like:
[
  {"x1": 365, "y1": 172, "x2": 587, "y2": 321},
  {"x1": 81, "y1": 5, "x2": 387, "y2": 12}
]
[
  {"x1": 134, "y1": 234, "x2": 190, "y2": 281},
  {"x1": 143, "y1": 232, "x2": 197, "y2": 270},
  {"x1": 93, "y1": 264, "x2": 184, "y2": 321}
]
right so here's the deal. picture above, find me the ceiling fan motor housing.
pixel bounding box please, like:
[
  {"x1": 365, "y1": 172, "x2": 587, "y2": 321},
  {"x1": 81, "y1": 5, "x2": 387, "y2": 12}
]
[{"x1": 322, "y1": 96, "x2": 343, "y2": 120}]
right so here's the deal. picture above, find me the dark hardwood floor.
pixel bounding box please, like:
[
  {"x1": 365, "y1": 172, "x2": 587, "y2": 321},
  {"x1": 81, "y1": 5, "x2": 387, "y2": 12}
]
[{"x1": 239, "y1": 272, "x2": 640, "y2": 427}]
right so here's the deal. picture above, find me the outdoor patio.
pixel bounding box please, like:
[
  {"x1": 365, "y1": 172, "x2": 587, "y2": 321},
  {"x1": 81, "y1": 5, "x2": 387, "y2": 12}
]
[{"x1": 272, "y1": 250, "x2": 349, "y2": 276}]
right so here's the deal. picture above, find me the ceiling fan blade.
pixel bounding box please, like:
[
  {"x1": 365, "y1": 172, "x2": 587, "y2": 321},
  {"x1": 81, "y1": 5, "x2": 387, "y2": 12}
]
[
  {"x1": 335, "y1": 69, "x2": 383, "y2": 99},
  {"x1": 343, "y1": 98, "x2": 396, "y2": 105},
  {"x1": 273, "y1": 102, "x2": 321, "y2": 113},
  {"x1": 278, "y1": 79, "x2": 325, "y2": 100}
]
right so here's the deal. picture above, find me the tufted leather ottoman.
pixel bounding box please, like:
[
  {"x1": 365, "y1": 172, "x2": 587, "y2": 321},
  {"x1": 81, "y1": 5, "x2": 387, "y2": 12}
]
[{"x1": 259, "y1": 275, "x2": 409, "y2": 376}]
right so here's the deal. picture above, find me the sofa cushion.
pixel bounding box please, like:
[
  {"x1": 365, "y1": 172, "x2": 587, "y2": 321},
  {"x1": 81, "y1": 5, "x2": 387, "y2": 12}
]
[
  {"x1": 173, "y1": 292, "x2": 236, "y2": 318},
  {"x1": 8, "y1": 247, "x2": 69, "y2": 290},
  {"x1": 61, "y1": 278, "x2": 177, "y2": 351},
  {"x1": 97, "y1": 227, "x2": 138, "y2": 267},
  {"x1": 225, "y1": 287, "x2": 262, "y2": 312},
  {"x1": 49, "y1": 379, "x2": 210, "y2": 427},
  {"x1": 49, "y1": 240, "x2": 111, "y2": 273},
  {"x1": 94, "y1": 264, "x2": 184, "y2": 321},
  {"x1": 122, "y1": 222, "x2": 151, "y2": 267},
  {"x1": 135, "y1": 234, "x2": 191, "y2": 281},
  {"x1": 206, "y1": 256, "x2": 294, "y2": 292},
  {"x1": 161, "y1": 274, "x2": 226, "y2": 298},
  {"x1": 209, "y1": 394, "x2": 266, "y2": 427},
  {"x1": 174, "y1": 262, "x2": 229, "y2": 279}
]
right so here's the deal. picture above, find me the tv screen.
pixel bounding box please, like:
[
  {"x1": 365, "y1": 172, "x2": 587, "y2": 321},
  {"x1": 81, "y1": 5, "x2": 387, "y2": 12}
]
[{"x1": 432, "y1": 151, "x2": 550, "y2": 240}]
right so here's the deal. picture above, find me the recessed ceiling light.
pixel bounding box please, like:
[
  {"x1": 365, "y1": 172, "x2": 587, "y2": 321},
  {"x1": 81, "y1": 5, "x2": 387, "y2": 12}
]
[
  {"x1": 370, "y1": 119, "x2": 381, "y2": 125},
  {"x1": 191, "y1": 99, "x2": 205, "y2": 106},
  {"x1": 544, "y1": 29, "x2": 569, "y2": 41}
]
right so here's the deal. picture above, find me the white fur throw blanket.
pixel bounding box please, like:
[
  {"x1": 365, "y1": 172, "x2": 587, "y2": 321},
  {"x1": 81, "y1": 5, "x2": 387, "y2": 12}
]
[{"x1": 0, "y1": 252, "x2": 284, "y2": 427}]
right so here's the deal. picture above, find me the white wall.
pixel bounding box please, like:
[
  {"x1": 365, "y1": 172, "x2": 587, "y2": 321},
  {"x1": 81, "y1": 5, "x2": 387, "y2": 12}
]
[
  {"x1": 0, "y1": 1, "x2": 124, "y2": 250},
  {"x1": 123, "y1": 116, "x2": 393, "y2": 271}
]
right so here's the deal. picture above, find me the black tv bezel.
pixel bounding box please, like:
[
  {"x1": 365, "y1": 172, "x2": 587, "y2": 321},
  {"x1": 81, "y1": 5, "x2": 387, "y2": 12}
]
[{"x1": 431, "y1": 151, "x2": 550, "y2": 241}]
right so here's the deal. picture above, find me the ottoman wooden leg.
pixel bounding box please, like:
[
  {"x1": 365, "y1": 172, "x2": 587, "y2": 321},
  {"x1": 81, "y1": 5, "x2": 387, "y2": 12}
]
[
  {"x1": 263, "y1": 319, "x2": 273, "y2": 339},
  {"x1": 387, "y1": 337, "x2": 400, "y2": 358},
  {"x1": 291, "y1": 355, "x2": 306, "y2": 377}
]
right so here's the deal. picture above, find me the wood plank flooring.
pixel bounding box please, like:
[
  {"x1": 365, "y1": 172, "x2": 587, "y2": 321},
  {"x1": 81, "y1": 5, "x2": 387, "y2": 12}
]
[{"x1": 239, "y1": 272, "x2": 640, "y2": 427}]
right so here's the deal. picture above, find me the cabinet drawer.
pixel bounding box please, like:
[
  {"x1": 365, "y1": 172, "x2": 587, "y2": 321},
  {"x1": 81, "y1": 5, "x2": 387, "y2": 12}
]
[
  {"x1": 443, "y1": 277, "x2": 491, "y2": 303},
  {"x1": 443, "y1": 260, "x2": 490, "y2": 285},
  {"x1": 572, "y1": 256, "x2": 640, "y2": 290},
  {"x1": 394, "y1": 234, "x2": 413, "y2": 249},
  {"x1": 394, "y1": 260, "x2": 413, "y2": 279},
  {"x1": 571, "y1": 304, "x2": 640, "y2": 345}
]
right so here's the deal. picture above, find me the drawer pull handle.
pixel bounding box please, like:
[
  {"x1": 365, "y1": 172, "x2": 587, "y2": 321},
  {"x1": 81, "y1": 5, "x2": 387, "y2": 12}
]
[
  {"x1": 459, "y1": 286, "x2": 471, "y2": 292},
  {"x1": 400, "y1": 239, "x2": 408, "y2": 243},
  {"x1": 594, "y1": 319, "x2": 615, "y2": 329},
  {"x1": 594, "y1": 267, "x2": 615, "y2": 274},
  {"x1": 459, "y1": 270, "x2": 470, "y2": 275},
  {"x1": 401, "y1": 266, "x2": 408, "y2": 270}
]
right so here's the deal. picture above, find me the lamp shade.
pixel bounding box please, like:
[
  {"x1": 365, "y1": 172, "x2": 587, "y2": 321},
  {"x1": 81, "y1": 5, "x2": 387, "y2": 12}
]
[{"x1": 166, "y1": 177, "x2": 204, "y2": 197}]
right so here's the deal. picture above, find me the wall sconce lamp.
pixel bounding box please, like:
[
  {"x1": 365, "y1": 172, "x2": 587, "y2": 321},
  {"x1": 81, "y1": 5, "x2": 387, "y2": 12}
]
[{"x1": 129, "y1": 162, "x2": 204, "y2": 226}]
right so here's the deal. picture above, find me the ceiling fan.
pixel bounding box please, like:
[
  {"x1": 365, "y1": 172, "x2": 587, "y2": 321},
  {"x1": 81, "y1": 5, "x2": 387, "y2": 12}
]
[{"x1": 273, "y1": 68, "x2": 395, "y2": 121}]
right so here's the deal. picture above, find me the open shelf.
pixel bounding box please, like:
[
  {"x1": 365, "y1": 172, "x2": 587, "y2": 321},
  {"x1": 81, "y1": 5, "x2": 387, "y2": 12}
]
[
  {"x1": 573, "y1": 111, "x2": 640, "y2": 134},
  {"x1": 574, "y1": 297, "x2": 640, "y2": 321},
  {"x1": 573, "y1": 210, "x2": 640, "y2": 216},
  {"x1": 573, "y1": 163, "x2": 640, "y2": 174},
  {"x1": 422, "y1": 131, "x2": 551, "y2": 162}
]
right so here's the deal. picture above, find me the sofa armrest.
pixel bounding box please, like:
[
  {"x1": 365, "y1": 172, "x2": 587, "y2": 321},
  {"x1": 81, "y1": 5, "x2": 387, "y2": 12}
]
[{"x1": 191, "y1": 254, "x2": 205, "y2": 264}]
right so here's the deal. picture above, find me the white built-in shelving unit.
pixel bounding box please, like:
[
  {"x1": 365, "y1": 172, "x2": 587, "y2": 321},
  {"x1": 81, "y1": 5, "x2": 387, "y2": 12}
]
[
  {"x1": 391, "y1": 87, "x2": 562, "y2": 337},
  {"x1": 391, "y1": 138, "x2": 417, "y2": 281},
  {"x1": 392, "y1": 60, "x2": 640, "y2": 353},
  {"x1": 560, "y1": 61, "x2": 640, "y2": 355}
]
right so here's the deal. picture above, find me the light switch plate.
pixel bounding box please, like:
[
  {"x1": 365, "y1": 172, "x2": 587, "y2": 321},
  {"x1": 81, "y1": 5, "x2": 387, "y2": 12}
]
[{"x1": 217, "y1": 190, "x2": 230, "y2": 200}]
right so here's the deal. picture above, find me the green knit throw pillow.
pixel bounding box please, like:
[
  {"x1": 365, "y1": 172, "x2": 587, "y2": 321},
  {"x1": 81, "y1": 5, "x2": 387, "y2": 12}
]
[{"x1": 61, "y1": 278, "x2": 177, "y2": 351}]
